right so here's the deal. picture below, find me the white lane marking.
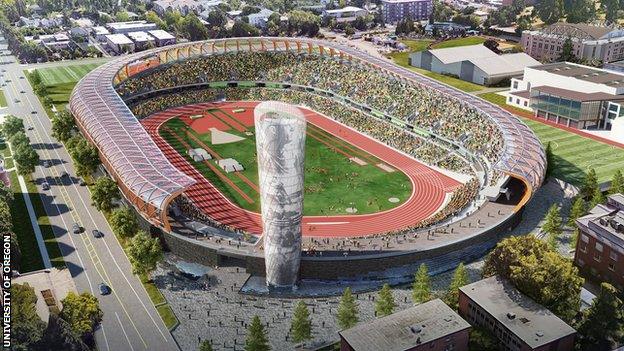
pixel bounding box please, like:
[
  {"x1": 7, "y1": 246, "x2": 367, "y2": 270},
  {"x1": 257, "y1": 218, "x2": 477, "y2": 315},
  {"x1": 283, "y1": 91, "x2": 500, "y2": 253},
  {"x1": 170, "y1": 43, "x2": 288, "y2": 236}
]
[
  {"x1": 307, "y1": 221, "x2": 350, "y2": 225},
  {"x1": 116, "y1": 312, "x2": 135, "y2": 351}
]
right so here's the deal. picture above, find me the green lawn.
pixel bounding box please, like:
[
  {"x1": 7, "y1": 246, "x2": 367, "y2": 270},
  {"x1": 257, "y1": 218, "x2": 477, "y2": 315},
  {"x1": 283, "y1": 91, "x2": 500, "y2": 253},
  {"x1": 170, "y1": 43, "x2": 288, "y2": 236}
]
[
  {"x1": 431, "y1": 37, "x2": 487, "y2": 49},
  {"x1": 26, "y1": 63, "x2": 101, "y2": 113},
  {"x1": 386, "y1": 39, "x2": 483, "y2": 93},
  {"x1": 2, "y1": 143, "x2": 64, "y2": 272},
  {"x1": 0, "y1": 90, "x2": 6, "y2": 107},
  {"x1": 35, "y1": 63, "x2": 100, "y2": 86},
  {"x1": 478, "y1": 92, "x2": 624, "y2": 186},
  {"x1": 160, "y1": 113, "x2": 412, "y2": 215},
  {"x1": 156, "y1": 305, "x2": 179, "y2": 330}
]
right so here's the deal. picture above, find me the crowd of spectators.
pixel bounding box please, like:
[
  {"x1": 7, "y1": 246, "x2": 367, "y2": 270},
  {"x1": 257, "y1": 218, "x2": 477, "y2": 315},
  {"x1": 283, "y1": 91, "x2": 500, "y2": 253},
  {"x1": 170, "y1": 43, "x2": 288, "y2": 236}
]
[
  {"x1": 119, "y1": 50, "x2": 506, "y2": 239},
  {"x1": 117, "y1": 51, "x2": 504, "y2": 163}
]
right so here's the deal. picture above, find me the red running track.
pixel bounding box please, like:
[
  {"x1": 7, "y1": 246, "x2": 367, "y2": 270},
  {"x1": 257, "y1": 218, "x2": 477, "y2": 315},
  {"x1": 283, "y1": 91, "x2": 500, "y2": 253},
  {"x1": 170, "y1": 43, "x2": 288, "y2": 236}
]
[{"x1": 141, "y1": 101, "x2": 461, "y2": 238}]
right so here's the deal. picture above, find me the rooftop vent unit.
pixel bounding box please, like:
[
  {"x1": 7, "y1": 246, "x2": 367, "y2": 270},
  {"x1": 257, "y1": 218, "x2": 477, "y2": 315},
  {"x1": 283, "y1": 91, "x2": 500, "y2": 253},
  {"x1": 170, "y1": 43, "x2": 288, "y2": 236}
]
[
  {"x1": 600, "y1": 217, "x2": 608, "y2": 226},
  {"x1": 507, "y1": 312, "x2": 516, "y2": 320},
  {"x1": 520, "y1": 317, "x2": 530, "y2": 324},
  {"x1": 410, "y1": 326, "x2": 422, "y2": 334},
  {"x1": 536, "y1": 331, "x2": 544, "y2": 337}
]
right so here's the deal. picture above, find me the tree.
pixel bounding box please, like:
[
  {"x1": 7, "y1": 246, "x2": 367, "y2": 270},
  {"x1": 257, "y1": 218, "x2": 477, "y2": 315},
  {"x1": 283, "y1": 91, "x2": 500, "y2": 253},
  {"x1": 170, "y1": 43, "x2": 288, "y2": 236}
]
[
  {"x1": 199, "y1": 340, "x2": 214, "y2": 351},
  {"x1": 13, "y1": 142, "x2": 39, "y2": 175},
  {"x1": 576, "y1": 283, "x2": 623, "y2": 350},
  {"x1": 557, "y1": 38, "x2": 577, "y2": 62},
  {"x1": 581, "y1": 168, "x2": 598, "y2": 199},
  {"x1": 12, "y1": 283, "x2": 45, "y2": 350},
  {"x1": 483, "y1": 39, "x2": 501, "y2": 54},
  {"x1": 444, "y1": 263, "x2": 469, "y2": 310},
  {"x1": 36, "y1": 313, "x2": 89, "y2": 351},
  {"x1": 565, "y1": 0, "x2": 595, "y2": 23},
  {"x1": 0, "y1": 201, "x2": 12, "y2": 233},
  {"x1": 287, "y1": 10, "x2": 320, "y2": 37},
  {"x1": 230, "y1": 20, "x2": 260, "y2": 37},
  {"x1": 412, "y1": 263, "x2": 431, "y2": 304},
  {"x1": 589, "y1": 186, "x2": 606, "y2": 209},
  {"x1": 51, "y1": 111, "x2": 76, "y2": 143},
  {"x1": 67, "y1": 136, "x2": 99, "y2": 178},
  {"x1": 468, "y1": 327, "x2": 499, "y2": 351},
  {"x1": 567, "y1": 197, "x2": 585, "y2": 227},
  {"x1": 542, "y1": 205, "x2": 562, "y2": 250},
  {"x1": 291, "y1": 301, "x2": 312, "y2": 343},
  {"x1": 126, "y1": 230, "x2": 163, "y2": 276},
  {"x1": 146, "y1": 11, "x2": 167, "y2": 30},
  {"x1": 245, "y1": 316, "x2": 270, "y2": 351},
  {"x1": 610, "y1": 169, "x2": 624, "y2": 195},
  {"x1": 60, "y1": 292, "x2": 103, "y2": 338},
  {"x1": 375, "y1": 284, "x2": 396, "y2": 317},
  {"x1": 9, "y1": 132, "x2": 29, "y2": 149},
  {"x1": 90, "y1": 177, "x2": 120, "y2": 212},
  {"x1": 545, "y1": 142, "x2": 554, "y2": 178},
  {"x1": 109, "y1": 207, "x2": 138, "y2": 238},
  {"x1": 1, "y1": 114, "x2": 24, "y2": 138},
  {"x1": 207, "y1": 10, "x2": 227, "y2": 28},
  {"x1": 601, "y1": 0, "x2": 621, "y2": 23},
  {"x1": 483, "y1": 236, "x2": 583, "y2": 322},
  {"x1": 536, "y1": 0, "x2": 564, "y2": 24},
  {"x1": 177, "y1": 13, "x2": 209, "y2": 41},
  {"x1": 337, "y1": 287, "x2": 358, "y2": 330}
]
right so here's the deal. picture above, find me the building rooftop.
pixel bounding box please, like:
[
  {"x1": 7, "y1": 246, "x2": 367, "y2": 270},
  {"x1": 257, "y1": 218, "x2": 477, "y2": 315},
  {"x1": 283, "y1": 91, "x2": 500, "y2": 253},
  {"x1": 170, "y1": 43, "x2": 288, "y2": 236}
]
[
  {"x1": 381, "y1": 0, "x2": 430, "y2": 3},
  {"x1": 324, "y1": 6, "x2": 366, "y2": 14},
  {"x1": 92, "y1": 26, "x2": 110, "y2": 35},
  {"x1": 533, "y1": 85, "x2": 621, "y2": 102},
  {"x1": 105, "y1": 33, "x2": 133, "y2": 45},
  {"x1": 148, "y1": 29, "x2": 175, "y2": 40},
  {"x1": 127, "y1": 31, "x2": 154, "y2": 43},
  {"x1": 532, "y1": 62, "x2": 624, "y2": 87},
  {"x1": 577, "y1": 194, "x2": 624, "y2": 254},
  {"x1": 339, "y1": 299, "x2": 470, "y2": 351},
  {"x1": 424, "y1": 44, "x2": 540, "y2": 76},
  {"x1": 107, "y1": 20, "x2": 157, "y2": 32},
  {"x1": 460, "y1": 276, "x2": 576, "y2": 349}
]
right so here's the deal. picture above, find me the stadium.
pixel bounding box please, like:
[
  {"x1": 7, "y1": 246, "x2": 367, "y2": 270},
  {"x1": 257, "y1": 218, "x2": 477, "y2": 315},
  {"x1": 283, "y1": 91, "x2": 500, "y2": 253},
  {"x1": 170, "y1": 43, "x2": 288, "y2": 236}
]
[{"x1": 69, "y1": 37, "x2": 546, "y2": 283}]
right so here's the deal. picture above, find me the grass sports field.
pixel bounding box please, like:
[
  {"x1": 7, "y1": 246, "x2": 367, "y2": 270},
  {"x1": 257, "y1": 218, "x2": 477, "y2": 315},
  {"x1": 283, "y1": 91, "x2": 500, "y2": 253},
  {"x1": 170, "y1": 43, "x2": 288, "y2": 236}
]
[
  {"x1": 27, "y1": 63, "x2": 100, "y2": 112},
  {"x1": 159, "y1": 107, "x2": 413, "y2": 215},
  {"x1": 0, "y1": 90, "x2": 6, "y2": 107},
  {"x1": 479, "y1": 92, "x2": 624, "y2": 185}
]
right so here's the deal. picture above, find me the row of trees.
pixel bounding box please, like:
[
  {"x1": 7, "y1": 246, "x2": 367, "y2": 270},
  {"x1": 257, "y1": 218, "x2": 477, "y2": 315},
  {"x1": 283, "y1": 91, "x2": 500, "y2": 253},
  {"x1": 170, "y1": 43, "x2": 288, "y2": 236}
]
[
  {"x1": 535, "y1": 0, "x2": 623, "y2": 24},
  {"x1": 1, "y1": 115, "x2": 39, "y2": 175},
  {"x1": 0, "y1": 180, "x2": 20, "y2": 272},
  {"x1": 13, "y1": 283, "x2": 103, "y2": 351}
]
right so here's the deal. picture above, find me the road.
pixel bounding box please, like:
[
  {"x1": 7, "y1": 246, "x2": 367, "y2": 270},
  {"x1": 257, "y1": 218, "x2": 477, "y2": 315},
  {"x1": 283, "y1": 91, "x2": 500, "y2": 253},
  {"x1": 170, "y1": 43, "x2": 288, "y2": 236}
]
[{"x1": 0, "y1": 42, "x2": 179, "y2": 351}]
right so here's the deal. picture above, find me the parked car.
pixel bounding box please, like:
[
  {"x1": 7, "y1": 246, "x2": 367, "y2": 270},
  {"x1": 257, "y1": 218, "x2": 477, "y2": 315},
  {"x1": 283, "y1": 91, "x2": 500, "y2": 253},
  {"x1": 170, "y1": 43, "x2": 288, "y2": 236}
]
[
  {"x1": 92, "y1": 229, "x2": 103, "y2": 238},
  {"x1": 30, "y1": 110, "x2": 37, "y2": 114},
  {"x1": 60, "y1": 171, "x2": 69, "y2": 178},
  {"x1": 98, "y1": 283, "x2": 111, "y2": 295},
  {"x1": 42, "y1": 160, "x2": 50, "y2": 168},
  {"x1": 72, "y1": 222, "x2": 81, "y2": 234},
  {"x1": 41, "y1": 182, "x2": 50, "y2": 190},
  {"x1": 79, "y1": 178, "x2": 86, "y2": 186}
]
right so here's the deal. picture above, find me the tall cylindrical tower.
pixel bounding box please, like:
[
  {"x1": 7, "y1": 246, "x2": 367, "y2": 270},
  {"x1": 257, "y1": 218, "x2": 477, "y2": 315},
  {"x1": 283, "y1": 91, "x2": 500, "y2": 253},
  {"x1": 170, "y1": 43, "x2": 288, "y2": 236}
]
[{"x1": 254, "y1": 101, "x2": 306, "y2": 289}]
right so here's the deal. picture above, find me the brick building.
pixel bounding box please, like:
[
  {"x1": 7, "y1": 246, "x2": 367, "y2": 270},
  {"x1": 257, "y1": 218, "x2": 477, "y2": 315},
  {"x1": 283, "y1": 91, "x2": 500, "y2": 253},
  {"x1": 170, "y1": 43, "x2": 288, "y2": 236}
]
[
  {"x1": 521, "y1": 23, "x2": 624, "y2": 63},
  {"x1": 339, "y1": 299, "x2": 470, "y2": 351},
  {"x1": 459, "y1": 276, "x2": 576, "y2": 351},
  {"x1": 574, "y1": 193, "x2": 624, "y2": 290},
  {"x1": 380, "y1": 0, "x2": 432, "y2": 23}
]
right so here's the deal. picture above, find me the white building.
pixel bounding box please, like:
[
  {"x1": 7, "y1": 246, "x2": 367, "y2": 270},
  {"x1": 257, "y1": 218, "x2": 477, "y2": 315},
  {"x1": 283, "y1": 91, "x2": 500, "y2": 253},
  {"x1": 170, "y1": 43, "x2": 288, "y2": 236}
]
[
  {"x1": 248, "y1": 9, "x2": 274, "y2": 28},
  {"x1": 148, "y1": 30, "x2": 176, "y2": 47},
  {"x1": 105, "y1": 33, "x2": 135, "y2": 54},
  {"x1": 153, "y1": 0, "x2": 223, "y2": 15},
  {"x1": 107, "y1": 21, "x2": 157, "y2": 34},
  {"x1": 322, "y1": 6, "x2": 368, "y2": 23},
  {"x1": 127, "y1": 31, "x2": 155, "y2": 50},
  {"x1": 92, "y1": 26, "x2": 110, "y2": 42},
  {"x1": 507, "y1": 62, "x2": 624, "y2": 130},
  {"x1": 409, "y1": 44, "x2": 540, "y2": 86}
]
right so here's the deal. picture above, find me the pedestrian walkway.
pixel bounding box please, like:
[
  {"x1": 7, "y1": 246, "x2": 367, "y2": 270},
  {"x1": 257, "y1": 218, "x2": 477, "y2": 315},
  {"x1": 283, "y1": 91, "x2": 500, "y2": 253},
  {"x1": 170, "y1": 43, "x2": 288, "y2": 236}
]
[{"x1": 8, "y1": 142, "x2": 51, "y2": 268}]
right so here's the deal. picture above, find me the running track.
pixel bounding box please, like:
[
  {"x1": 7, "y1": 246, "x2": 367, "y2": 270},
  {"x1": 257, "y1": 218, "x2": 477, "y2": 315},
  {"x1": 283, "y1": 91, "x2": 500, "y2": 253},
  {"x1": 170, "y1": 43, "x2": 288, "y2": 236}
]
[{"x1": 141, "y1": 101, "x2": 461, "y2": 238}]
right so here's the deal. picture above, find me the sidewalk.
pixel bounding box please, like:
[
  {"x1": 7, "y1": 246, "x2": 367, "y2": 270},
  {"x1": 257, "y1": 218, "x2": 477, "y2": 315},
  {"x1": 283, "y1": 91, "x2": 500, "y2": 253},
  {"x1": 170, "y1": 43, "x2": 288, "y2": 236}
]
[{"x1": 7, "y1": 142, "x2": 51, "y2": 268}]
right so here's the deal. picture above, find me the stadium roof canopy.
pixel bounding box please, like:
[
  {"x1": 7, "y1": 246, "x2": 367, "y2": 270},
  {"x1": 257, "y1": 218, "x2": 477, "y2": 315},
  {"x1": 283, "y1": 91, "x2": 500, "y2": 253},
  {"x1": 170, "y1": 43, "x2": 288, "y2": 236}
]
[{"x1": 70, "y1": 37, "x2": 546, "y2": 216}]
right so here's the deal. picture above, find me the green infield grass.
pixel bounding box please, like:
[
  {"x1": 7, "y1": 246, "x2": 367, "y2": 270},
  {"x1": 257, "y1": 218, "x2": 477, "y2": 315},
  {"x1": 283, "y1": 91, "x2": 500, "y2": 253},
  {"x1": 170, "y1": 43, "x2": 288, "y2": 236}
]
[{"x1": 159, "y1": 111, "x2": 413, "y2": 215}]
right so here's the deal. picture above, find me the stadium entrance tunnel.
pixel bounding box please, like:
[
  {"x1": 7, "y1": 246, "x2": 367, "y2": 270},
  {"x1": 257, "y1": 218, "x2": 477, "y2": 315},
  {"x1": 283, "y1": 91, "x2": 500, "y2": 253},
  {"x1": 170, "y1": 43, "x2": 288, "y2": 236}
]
[{"x1": 494, "y1": 176, "x2": 527, "y2": 207}]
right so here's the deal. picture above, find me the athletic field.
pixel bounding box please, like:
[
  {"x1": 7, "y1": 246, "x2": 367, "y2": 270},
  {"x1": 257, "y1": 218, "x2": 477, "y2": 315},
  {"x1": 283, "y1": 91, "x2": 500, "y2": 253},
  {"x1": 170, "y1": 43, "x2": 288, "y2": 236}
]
[
  {"x1": 27, "y1": 63, "x2": 100, "y2": 111},
  {"x1": 158, "y1": 105, "x2": 413, "y2": 215},
  {"x1": 522, "y1": 118, "x2": 624, "y2": 185}
]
